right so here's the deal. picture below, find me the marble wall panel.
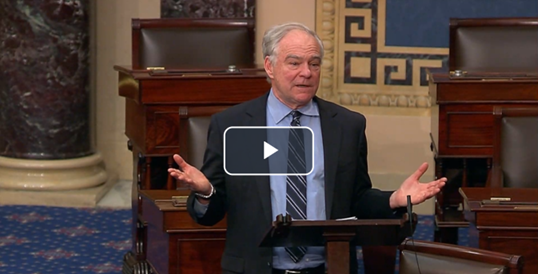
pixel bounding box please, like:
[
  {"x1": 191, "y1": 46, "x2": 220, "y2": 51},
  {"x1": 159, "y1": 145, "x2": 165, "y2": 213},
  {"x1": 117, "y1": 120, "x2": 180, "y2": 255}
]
[
  {"x1": 0, "y1": 0, "x2": 91, "y2": 159},
  {"x1": 161, "y1": 0, "x2": 255, "y2": 18}
]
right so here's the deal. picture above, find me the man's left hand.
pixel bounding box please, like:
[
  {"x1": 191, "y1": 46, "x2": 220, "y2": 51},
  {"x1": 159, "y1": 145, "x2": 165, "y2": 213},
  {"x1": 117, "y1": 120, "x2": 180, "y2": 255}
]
[{"x1": 389, "y1": 162, "x2": 446, "y2": 209}]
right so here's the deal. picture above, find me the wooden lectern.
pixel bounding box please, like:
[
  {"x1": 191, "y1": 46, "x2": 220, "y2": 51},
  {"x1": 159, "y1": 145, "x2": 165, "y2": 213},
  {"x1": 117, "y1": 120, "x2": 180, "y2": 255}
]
[
  {"x1": 460, "y1": 187, "x2": 538, "y2": 274},
  {"x1": 260, "y1": 214, "x2": 416, "y2": 274}
]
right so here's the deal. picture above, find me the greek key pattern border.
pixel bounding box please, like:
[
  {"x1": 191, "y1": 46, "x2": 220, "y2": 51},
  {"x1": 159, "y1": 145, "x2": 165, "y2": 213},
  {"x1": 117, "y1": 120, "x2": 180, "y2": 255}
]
[{"x1": 316, "y1": 0, "x2": 448, "y2": 108}]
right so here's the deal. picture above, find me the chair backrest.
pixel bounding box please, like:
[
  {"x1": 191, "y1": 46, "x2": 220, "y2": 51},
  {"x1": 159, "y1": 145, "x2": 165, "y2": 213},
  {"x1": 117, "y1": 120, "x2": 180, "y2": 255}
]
[
  {"x1": 185, "y1": 116, "x2": 212, "y2": 170},
  {"x1": 490, "y1": 107, "x2": 538, "y2": 188},
  {"x1": 449, "y1": 17, "x2": 538, "y2": 72},
  {"x1": 399, "y1": 239, "x2": 523, "y2": 274},
  {"x1": 132, "y1": 18, "x2": 255, "y2": 69},
  {"x1": 177, "y1": 105, "x2": 230, "y2": 174}
]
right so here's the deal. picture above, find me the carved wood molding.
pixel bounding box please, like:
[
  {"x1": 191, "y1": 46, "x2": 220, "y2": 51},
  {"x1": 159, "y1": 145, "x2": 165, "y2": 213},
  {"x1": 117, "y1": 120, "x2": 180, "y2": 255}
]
[{"x1": 316, "y1": 0, "x2": 339, "y2": 102}]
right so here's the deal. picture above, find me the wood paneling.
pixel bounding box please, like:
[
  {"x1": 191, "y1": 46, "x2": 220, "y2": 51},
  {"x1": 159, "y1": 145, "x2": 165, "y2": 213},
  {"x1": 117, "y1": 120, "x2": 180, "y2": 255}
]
[
  {"x1": 462, "y1": 187, "x2": 538, "y2": 274},
  {"x1": 141, "y1": 190, "x2": 227, "y2": 274},
  {"x1": 116, "y1": 66, "x2": 270, "y2": 273},
  {"x1": 429, "y1": 68, "x2": 538, "y2": 244}
]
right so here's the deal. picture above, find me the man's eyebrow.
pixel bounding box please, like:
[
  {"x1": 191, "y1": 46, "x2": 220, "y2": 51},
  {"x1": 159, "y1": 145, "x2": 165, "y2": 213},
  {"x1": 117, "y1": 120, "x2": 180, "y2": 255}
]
[
  {"x1": 284, "y1": 55, "x2": 322, "y2": 61},
  {"x1": 285, "y1": 54, "x2": 301, "y2": 60}
]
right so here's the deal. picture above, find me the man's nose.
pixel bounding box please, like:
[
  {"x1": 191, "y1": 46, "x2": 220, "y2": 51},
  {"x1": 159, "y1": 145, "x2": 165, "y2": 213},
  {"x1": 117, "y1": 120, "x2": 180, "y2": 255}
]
[{"x1": 298, "y1": 63, "x2": 312, "y2": 78}]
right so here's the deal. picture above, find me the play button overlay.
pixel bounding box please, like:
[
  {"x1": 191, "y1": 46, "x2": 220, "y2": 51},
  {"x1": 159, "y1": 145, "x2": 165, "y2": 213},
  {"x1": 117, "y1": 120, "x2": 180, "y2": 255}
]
[
  {"x1": 263, "y1": 141, "x2": 278, "y2": 159},
  {"x1": 224, "y1": 126, "x2": 314, "y2": 176}
]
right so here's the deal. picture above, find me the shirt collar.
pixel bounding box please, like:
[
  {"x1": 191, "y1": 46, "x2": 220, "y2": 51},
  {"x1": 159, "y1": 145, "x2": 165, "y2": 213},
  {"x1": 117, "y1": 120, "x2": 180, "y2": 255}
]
[{"x1": 267, "y1": 89, "x2": 319, "y2": 125}]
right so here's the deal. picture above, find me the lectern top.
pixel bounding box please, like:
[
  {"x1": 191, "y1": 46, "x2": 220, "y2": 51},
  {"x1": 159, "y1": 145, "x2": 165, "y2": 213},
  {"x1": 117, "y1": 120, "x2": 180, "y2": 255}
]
[{"x1": 259, "y1": 214, "x2": 415, "y2": 248}]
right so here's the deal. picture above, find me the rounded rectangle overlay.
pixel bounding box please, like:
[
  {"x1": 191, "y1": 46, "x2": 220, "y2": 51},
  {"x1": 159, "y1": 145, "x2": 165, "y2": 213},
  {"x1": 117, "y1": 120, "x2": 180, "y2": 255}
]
[{"x1": 223, "y1": 126, "x2": 314, "y2": 176}]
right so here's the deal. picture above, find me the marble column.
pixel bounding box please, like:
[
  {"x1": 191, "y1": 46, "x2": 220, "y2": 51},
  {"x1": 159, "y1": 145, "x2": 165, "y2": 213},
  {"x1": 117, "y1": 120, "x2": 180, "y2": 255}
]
[
  {"x1": 0, "y1": 0, "x2": 107, "y2": 194},
  {"x1": 161, "y1": 0, "x2": 256, "y2": 18}
]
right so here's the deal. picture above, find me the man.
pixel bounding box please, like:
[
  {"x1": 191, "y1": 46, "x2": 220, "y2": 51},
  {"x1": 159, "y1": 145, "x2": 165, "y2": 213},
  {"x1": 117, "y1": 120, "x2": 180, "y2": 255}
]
[{"x1": 168, "y1": 22, "x2": 446, "y2": 274}]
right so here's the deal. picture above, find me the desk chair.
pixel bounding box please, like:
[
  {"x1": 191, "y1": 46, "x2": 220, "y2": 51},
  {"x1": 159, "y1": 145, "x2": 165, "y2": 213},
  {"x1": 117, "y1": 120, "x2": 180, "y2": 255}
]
[
  {"x1": 449, "y1": 17, "x2": 538, "y2": 73},
  {"x1": 490, "y1": 107, "x2": 538, "y2": 189},
  {"x1": 184, "y1": 117, "x2": 212, "y2": 170},
  {"x1": 171, "y1": 108, "x2": 228, "y2": 190},
  {"x1": 131, "y1": 17, "x2": 255, "y2": 69},
  {"x1": 128, "y1": 17, "x2": 257, "y2": 190},
  {"x1": 399, "y1": 239, "x2": 523, "y2": 274}
]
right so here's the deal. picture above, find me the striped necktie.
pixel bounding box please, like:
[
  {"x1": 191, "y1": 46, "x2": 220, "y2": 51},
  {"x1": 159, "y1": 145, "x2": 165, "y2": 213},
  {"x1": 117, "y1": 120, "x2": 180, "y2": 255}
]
[{"x1": 285, "y1": 110, "x2": 307, "y2": 263}]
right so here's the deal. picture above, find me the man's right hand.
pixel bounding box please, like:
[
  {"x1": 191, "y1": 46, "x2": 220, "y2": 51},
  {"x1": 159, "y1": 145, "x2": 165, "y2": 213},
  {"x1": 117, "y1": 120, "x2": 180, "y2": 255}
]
[{"x1": 168, "y1": 154, "x2": 213, "y2": 204}]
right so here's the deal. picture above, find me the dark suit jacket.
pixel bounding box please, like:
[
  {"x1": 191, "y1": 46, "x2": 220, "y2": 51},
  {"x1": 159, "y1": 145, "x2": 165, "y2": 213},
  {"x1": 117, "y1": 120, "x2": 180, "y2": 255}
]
[{"x1": 187, "y1": 93, "x2": 398, "y2": 274}]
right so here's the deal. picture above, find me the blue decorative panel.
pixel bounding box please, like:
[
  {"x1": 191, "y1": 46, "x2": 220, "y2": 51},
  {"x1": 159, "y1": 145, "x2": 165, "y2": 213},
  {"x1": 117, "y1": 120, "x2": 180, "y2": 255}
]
[
  {"x1": 385, "y1": 0, "x2": 538, "y2": 48},
  {"x1": 315, "y1": 0, "x2": 538, "y2": 108}
]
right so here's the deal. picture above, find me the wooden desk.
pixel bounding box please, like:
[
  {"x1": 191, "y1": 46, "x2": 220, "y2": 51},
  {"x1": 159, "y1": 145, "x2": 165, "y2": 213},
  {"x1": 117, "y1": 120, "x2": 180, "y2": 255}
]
[
  {"x1": 429, "y1": 70, "x2": 538, "y2": 243},
  {"x1": 114, "y1": 65, "x2": 270, "y2": 189},
  {"x1": 114, "y1": 65, "x2": 269, "y2": 271},
  {"x1": 138, "y1": 190, "x2": 226, "y2": 274},
  {"x1": 460, "y1": 187, "x2": 538, "y2": 274}
]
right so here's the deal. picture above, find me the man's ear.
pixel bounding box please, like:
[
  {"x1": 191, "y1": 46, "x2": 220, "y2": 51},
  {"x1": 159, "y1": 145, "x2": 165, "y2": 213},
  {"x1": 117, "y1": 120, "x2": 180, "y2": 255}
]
[{"x1": 264, "y1": 56, "x2": 274, "y2": 79}]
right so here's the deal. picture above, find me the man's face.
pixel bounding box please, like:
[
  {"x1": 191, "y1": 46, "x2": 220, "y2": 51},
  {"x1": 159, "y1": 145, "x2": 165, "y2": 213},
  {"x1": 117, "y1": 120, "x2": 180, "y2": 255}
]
[{"x1": 264, "y1": 30, "x2": 321, "y2": 109}]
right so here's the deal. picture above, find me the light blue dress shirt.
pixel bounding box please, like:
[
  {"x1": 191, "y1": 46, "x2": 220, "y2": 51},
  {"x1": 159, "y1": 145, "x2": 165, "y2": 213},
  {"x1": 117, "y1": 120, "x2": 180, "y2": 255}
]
[{"x1": 266, "y1": 90, "x2": 326, "y2": 269}]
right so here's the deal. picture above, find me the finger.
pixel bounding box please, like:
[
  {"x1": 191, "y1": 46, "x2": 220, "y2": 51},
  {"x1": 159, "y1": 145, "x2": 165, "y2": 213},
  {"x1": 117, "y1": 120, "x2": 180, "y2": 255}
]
[
  {"x1": 425, "y1": 178, "x2": 445, "y2": 188},
  {"x1": 421, "y1": 184, "x2": 438, "y2": 198},
  {"x1": 168, "y1": 168, "x2": 190, "y2": 182},
  {"x1": 430, "y1": 184, "x2": 443, "y2": 195},
  {"x1": 172, "y1": 172, "x2": 195, "y2": 185},
  {"x1": 429, "y1": 181, "x2": 443, "y2": 190},
  {"x1": 409, "y1": 162, "x2": 429, "y2": 180},
  {"x1": 168, "y1": 170, "x2": 183, "y2": 180},
  {"x1": 173, "y1": 154, "x2": 191, "y2": 170},
  {"x1": 168, "y1": 168, "x2": 185, "y2": 179}
]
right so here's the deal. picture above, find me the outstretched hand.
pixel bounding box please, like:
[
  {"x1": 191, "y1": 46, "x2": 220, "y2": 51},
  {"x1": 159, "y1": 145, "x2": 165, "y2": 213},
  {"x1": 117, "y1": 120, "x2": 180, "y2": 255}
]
[
  {"x1": 168, "y1": 154, "x2": 212, "y2": 195},
  {"x1": 389, "y1": 162, "x2": 446, "y2": 209}
]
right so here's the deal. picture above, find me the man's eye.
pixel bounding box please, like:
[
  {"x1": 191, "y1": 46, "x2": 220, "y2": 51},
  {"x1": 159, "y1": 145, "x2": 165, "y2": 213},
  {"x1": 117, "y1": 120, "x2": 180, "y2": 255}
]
[{"x1": 290, "y1": 62, "x2": 299, "y2": 66}]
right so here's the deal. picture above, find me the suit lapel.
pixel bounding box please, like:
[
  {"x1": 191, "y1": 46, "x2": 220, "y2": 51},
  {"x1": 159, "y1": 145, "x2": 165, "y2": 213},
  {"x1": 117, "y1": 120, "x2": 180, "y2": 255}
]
[
  {"x1": 244, "y1": 93, "x2": 272, "y2": 224},
  {"x1": 316, "y1": 98, "x2": 340, "y2": 220}
]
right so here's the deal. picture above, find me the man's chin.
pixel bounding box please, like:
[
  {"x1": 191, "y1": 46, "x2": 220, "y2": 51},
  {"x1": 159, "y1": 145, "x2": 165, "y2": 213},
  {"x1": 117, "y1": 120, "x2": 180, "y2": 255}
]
[
  {"x1": 294, "y1": 94, "x2": 316, "y2": 105},
  {"x1": 293, "y1": 87, "x2": 316, "y2": 95}
]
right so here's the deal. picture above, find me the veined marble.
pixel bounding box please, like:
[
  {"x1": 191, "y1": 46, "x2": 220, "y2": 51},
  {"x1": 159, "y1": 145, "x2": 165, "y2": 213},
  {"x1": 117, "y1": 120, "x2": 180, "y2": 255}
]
[
  {"x1": 0, "y1": 0, "x2": 91, "y2": 159},
  {"x1": 161, "y1": 0, "x2": 255, "y2": 18}
]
